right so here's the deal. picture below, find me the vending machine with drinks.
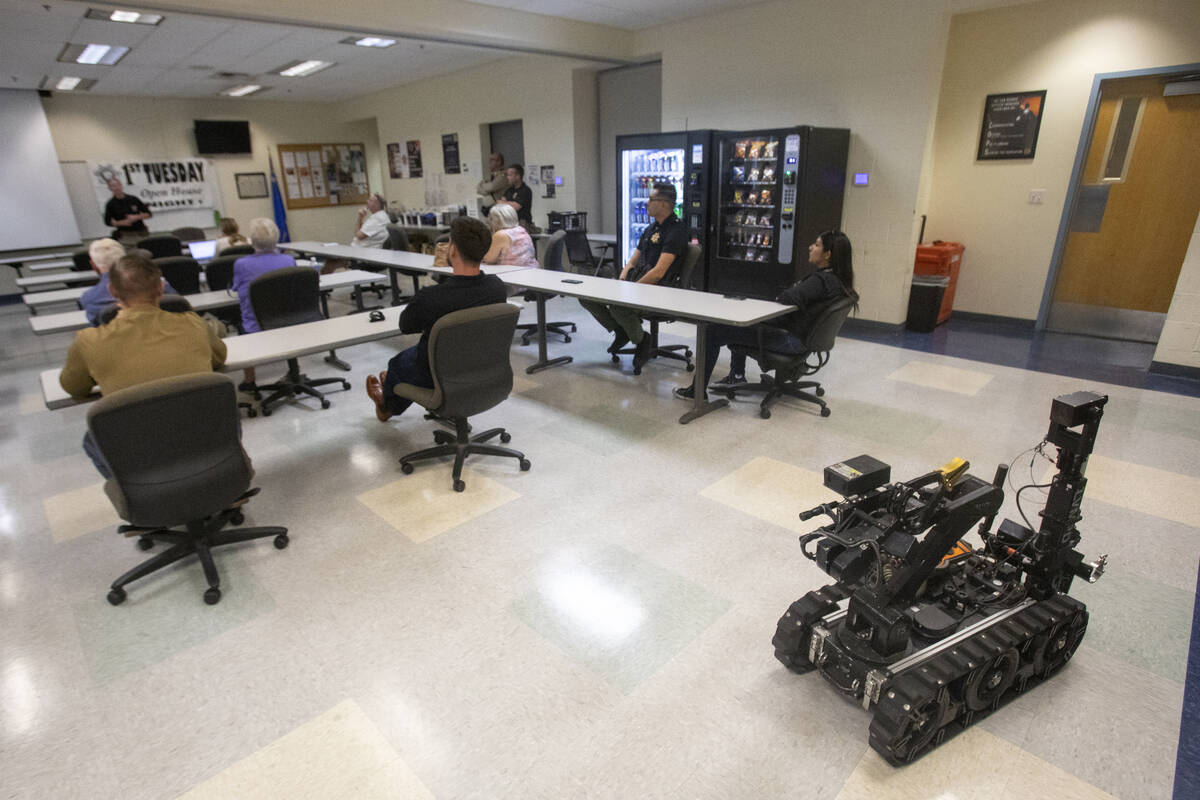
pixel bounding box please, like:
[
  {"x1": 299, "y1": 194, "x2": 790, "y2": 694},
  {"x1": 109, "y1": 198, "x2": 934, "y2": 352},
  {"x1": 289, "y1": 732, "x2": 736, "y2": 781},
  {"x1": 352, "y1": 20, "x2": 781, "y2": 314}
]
[
  {"x1": 706, "y1": 126, "x2": 849, "y2": 300},
  {"x1": 615, "y1": 130, "x2": 714, "y2": 280}
]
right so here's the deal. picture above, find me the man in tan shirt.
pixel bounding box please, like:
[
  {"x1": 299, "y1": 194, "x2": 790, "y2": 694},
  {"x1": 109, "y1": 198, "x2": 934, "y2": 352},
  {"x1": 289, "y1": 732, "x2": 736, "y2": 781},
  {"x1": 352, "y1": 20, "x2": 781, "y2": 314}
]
[
  {"x1": 475, "y1": 151, "x2": 507, "y2": 214},
  {"x1": 60, "y1": 252, "x2": 227, "y2": 475}
]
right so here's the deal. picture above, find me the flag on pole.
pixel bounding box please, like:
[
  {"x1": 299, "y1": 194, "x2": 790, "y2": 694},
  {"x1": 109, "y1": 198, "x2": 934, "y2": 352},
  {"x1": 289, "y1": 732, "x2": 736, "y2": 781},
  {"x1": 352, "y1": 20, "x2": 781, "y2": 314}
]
[{"x1": 270, "y1": 157, "x2": 290, "y2": 243}]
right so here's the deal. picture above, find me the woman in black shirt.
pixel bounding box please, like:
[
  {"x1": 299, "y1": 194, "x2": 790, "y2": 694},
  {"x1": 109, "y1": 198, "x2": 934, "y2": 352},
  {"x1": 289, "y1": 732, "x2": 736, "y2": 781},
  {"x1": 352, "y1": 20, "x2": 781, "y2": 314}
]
[{"x1": 676, "y1": 230, "x2": 855, "y2": 398}]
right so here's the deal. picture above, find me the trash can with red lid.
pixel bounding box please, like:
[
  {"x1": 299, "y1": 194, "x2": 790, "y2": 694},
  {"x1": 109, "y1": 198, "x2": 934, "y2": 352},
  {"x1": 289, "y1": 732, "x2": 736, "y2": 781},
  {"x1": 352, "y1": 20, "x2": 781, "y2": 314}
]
[{"x1": 913, "y1": 241, "x2": 964, "y2": 325}]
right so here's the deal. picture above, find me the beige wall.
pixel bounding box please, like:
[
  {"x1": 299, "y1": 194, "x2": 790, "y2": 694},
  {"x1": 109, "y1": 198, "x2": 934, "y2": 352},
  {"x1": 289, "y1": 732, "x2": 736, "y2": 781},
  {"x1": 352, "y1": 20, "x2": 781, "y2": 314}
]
[
  {"x1": 640, "y1": 0, "x2": 953, "y2": 324},
  {"x1": 925, "y1": 0, "x2": 1200, "y2": 321},
  {"x1": 338, "y1": 54, "x2": 592, "y2": 224},
  {"x1": 1154, "y1": 214, "x2": 1200, "y2": 368},
  {"x1": 41, "y1": 94, "x2": 383, "y2": 244}
]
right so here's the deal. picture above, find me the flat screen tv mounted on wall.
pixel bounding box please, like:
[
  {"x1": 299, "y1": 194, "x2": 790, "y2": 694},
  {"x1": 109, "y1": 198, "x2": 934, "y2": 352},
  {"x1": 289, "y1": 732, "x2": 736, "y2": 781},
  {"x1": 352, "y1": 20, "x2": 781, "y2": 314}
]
[{"x1": 194, "y1": 120, "x2": 252, "y2": 154}]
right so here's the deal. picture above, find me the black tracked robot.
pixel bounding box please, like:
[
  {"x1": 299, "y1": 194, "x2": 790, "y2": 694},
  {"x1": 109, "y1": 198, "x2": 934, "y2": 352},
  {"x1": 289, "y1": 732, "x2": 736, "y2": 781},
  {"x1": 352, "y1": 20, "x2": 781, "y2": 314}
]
[{"x1": 772, "y1": 391, "x2": 1110, "y2": 765}]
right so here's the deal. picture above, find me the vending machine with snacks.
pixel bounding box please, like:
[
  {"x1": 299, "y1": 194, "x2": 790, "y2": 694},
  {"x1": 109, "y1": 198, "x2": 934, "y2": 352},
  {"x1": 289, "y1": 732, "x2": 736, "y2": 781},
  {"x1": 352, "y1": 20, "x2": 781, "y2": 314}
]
[
  {"x1": 707, "y1": 126, "x2": 849, "y2": 300},
  {"x1": 615, "y1": 130, "x2": 714, "y2": 279}
]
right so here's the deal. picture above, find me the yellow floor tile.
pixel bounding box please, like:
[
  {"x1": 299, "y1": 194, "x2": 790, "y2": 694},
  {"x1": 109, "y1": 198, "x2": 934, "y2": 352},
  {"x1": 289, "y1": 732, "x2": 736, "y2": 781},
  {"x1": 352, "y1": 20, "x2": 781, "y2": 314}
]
[
  {"x1": 699, "y1": 456, "x2": 838, "y2": 534},
  {"x1": 835, "y1": 726, "x2": 1116, "y2": 800},
  {"x1": 175, "y1": 699, "x2": 433, "y2": 800},
  {"x1": 1044, "y1": 453, "x2": 1200, "y2": 528},
  {"x1": 42, "y1": 482, "x2": 122, "y2": 542},
  {"x1": 357, "y1": 469, "x2": 521, "y2": 543},
  {"x1": 887, "y1": 360, "x2": 994, "y2": 396}
]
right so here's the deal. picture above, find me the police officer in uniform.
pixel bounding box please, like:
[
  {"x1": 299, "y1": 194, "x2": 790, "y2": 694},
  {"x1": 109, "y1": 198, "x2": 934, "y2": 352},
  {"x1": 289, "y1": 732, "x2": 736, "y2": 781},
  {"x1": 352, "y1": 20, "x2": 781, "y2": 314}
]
[
  {"x1": 103, "y1": 177, "x2": 152, "y2": 240},
  {"x1": 580, "y1": 182, "x2": 687, "y2": 373}
]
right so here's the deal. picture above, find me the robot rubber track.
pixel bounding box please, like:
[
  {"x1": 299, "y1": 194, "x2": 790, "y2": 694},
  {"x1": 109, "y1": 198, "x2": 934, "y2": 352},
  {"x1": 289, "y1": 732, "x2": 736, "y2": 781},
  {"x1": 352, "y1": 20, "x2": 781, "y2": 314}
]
[{"x1": 774, "y1": 582, "x2": 1089, "y2": 765}]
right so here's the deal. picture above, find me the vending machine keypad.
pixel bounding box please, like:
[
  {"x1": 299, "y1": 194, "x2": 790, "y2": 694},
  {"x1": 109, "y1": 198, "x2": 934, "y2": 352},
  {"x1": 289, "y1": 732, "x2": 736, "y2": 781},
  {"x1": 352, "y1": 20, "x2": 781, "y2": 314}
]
[{"x1": 778, "y1": 134, "x2": 800, "y2": 264}]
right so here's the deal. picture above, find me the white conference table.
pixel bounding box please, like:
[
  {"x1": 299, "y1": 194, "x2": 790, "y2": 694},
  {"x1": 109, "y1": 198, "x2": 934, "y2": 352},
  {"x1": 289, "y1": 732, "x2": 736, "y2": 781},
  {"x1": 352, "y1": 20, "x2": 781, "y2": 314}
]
[
  {"x1": 16, "y1": 270, "x2": 99, "y2": 291},
  {"x1": 280, "y1": 242, "x2": 529, "y2": 305},
  {"x1": 0, "y1": 250, "x2": 76, "y2": 265},
  {"x1": 497, "y1": 269, "x2": 792, "y2": 423},
  {"x1": 41, "y1": 304, "x2": 412, "y2": 409},
  {"x1": 26, "y1": 259, "x2": 75, "y2": 272},
  {"x1": 29, "y1": 269, "x2": 389, "y2": 335}
]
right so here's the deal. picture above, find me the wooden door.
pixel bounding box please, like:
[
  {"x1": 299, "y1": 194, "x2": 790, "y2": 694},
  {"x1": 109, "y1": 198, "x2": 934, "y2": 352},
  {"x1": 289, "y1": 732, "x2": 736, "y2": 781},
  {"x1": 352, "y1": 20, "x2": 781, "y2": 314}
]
[{"x1": 1050, "y1": 75, "x2": 1200, "y2": 339}]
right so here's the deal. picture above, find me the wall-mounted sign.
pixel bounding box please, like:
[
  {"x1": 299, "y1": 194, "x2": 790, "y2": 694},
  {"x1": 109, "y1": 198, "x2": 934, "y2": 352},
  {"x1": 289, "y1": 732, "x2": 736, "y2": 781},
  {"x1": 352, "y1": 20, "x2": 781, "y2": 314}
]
[
  {"x1": 977, "y1": 90, "x2": 1046, "y2": 160},
  {"x1": 442, "y1": 133, "x2": 460, "y2": 174}
]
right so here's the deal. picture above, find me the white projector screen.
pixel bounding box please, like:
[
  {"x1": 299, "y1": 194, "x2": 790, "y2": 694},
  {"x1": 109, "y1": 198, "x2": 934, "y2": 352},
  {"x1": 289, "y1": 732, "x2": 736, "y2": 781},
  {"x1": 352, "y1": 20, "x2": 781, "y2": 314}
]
[{"x1": 0, "y1": 89, "x2": 82, "y2": 251}]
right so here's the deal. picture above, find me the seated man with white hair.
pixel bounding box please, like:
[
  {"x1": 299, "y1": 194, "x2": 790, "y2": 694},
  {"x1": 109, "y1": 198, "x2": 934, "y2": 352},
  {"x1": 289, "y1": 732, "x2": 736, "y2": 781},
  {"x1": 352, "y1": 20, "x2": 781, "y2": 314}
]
[
  {"x1": 79, "y1": 237, "x2": 177, "y2": 326},
  {"x1": 352, "y1": 193, "x2": 391, "y2": 249}
]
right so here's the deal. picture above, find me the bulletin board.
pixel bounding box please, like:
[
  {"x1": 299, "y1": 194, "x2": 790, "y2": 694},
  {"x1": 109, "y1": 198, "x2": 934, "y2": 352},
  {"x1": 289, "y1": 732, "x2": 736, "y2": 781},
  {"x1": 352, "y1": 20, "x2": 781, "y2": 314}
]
[{"x1": 277, "y1": 143, "x2": 369, "y2": 209}]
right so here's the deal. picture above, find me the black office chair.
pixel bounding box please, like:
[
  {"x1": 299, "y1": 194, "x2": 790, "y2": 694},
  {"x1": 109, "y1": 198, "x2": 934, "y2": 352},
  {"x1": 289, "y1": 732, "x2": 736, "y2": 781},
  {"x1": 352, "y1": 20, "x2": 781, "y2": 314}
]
[
  {"x1": 137, "y1": 234, "x2": 183, "y2": 259},
  {"x1": 515, "y1": 229, "x2": 575, "y2": 345},
  {"x1": 716, "y1": 293, "x2": 858, "y2": 419},
  {"x1": 204, "y1": 255, "x2": 238, "y2": 291},
  {"x1": 171, "y1": 226, "x2": 206, "y2": 242},
  {"x1": 393, "y1": 303, "x2": 529, "y2": 492},
  {"x1": 97, "y1": 294, "x2": 194, "y2": 326},
  {"x1": 88, "y1": 373, "x2": 288, "y2": 605},
  {"x1": 249, "y1": 267, "x2": 351, "y2": 415},
  {"x1": 564, "y1": 230, "x2": 603, "y2": 276},
  {"x1": 613, "y1": 243, "x2": 702, "y2": 375},
  {"x1": 219, "y1": 244, "x2": 255, "y2": 257},
  {"x1": 384, "y1": 224, "x2": 411, "y2": 251},
  {"x1": 71, "y1": 248, "x2": 92, "y2": 272},
  {"x1": 154, "y1": 256, "x2": 202, "y2": 294}
]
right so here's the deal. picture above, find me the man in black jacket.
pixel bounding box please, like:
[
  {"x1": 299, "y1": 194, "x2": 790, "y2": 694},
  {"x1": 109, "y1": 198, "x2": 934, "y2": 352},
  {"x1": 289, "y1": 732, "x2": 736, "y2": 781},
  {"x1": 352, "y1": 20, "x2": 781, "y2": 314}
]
[
  {"x1": 103, "y1": 177, "x2": 152, "y2": 239},
  {"x1": 366, "y1": 217, "x2": 507, "y2": 421},
  {"x1": 499, "y1": 164, "x2": 533, "y2": 228}
]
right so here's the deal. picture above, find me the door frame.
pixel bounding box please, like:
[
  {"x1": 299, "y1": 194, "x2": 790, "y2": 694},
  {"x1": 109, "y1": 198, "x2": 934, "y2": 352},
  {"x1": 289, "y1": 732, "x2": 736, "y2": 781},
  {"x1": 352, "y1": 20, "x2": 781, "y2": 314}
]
[{"x1": 1036, "y1": 61, "x2": 1200, "y2": 330}]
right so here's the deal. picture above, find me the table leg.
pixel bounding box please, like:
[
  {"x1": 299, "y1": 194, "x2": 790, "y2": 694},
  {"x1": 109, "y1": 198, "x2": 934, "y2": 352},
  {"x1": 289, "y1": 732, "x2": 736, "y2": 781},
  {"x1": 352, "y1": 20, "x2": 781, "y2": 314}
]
[
  {"x1": 319, "y1": 290, "x2": 331, "y2": 318},
  {"x1": 324, "y1": 349, "x2": 351, "y2": 371},
  {"x1": 525, "y1": 292, "x2": 572, "y2": 374},
  {"x1": 679, "y1": 321, "x2": 728, "y2": 424},
  {"x1": 388, "y1": 267, "x2": 403, "y2": 306}
]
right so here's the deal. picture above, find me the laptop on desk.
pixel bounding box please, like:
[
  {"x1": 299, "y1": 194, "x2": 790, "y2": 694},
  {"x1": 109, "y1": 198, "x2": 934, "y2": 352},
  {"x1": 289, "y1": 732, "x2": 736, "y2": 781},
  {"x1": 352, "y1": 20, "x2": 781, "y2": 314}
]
[{"x1": 186, "y1": 239, "x2": 217, "y2": 262}]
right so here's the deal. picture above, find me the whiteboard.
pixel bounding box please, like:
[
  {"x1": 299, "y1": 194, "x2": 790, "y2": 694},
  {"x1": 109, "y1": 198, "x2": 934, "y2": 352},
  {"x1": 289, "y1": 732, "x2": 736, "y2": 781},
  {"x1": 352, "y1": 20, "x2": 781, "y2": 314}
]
[
  {"x1": 61, "y1": 161, "x2": 222, "y2": 240},
  {"x1": 0, "y1": 89, "x2": 81, "y2": 250}
]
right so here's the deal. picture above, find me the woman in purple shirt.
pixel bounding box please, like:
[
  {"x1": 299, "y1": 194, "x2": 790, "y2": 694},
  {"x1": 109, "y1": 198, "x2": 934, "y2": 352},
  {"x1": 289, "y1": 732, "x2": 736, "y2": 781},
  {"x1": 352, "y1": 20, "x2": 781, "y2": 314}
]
[{"x1": 231, "y1": 217, "x2": 305, "y2": 387}]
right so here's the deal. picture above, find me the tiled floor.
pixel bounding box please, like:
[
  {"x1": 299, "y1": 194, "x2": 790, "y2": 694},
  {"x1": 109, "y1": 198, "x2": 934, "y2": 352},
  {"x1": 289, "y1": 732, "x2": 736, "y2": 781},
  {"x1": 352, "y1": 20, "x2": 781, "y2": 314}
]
[{"x1": 1, "y1": 294, "x2": 1197, "y2": 799}]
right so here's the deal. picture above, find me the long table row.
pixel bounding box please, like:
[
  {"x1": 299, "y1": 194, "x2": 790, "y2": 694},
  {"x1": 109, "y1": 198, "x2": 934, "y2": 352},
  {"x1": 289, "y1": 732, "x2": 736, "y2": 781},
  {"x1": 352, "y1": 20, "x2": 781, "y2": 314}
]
[{"x1": 41, "y1": 242, "x2": 793, "y2": 424}]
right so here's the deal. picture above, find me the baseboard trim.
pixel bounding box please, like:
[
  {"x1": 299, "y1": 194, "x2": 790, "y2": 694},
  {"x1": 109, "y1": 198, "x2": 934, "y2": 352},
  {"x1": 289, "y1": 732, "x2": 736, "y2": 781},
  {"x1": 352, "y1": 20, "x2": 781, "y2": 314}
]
[
  {"x1": 841, "y1": 317, "x2": 903, "y2": 335},
  {"x1": 1150, "y1": 361, "x2": 1200, "y2": 381},
  {"x1": 950, "y1": 310, "x2": 1036, "y2": 330}
]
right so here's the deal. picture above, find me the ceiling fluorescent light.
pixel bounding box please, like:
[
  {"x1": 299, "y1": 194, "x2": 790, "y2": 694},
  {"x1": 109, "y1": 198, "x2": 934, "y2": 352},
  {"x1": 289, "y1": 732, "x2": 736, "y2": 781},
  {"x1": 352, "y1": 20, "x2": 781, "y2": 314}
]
[
  {"x1": 40, "y1": 75, "x2": 97, "y2": 91},
  {"x1": 56, "y1": 77, "x2": 82, "y2": 90},
  {"x1": 220, "y1": 84, "x2": 265, "y2": 97},
  {"x1": 60, "y1": 43, "x2": 130, "y2": 65},
  {"x1": 85, "y1": 8, "x2": 163, "y2": 25},
  {"x1": 277, "y1": 60, "x2": 334, "y2": 77},
  {"x1": 353, "y1": 37, "x2": 396, "y2": 48}
]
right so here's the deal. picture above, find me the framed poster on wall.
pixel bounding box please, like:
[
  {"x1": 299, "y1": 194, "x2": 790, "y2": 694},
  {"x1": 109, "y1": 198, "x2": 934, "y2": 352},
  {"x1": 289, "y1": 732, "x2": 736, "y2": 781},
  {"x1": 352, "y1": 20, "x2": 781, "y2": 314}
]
[
  {"x1": 977, "y1": 90, "x2": 1046, "y2": 160},
  {"x1": 235, "y1": 171, "x2": 268, "y2": 199}
]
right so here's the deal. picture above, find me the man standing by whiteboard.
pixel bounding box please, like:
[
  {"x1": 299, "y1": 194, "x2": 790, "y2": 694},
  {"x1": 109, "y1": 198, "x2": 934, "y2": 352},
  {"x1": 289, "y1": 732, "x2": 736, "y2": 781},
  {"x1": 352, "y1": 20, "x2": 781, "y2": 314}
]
[{"x1": 103, "y1": 177, "x2": 151, "y2": 240}]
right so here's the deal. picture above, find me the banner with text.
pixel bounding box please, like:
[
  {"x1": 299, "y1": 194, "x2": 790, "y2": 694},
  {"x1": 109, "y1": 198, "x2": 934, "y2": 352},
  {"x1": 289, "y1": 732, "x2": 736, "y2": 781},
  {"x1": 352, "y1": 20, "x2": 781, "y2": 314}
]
[{"x1": 89, "y1": 159, "x2": 216, "y2": 213}]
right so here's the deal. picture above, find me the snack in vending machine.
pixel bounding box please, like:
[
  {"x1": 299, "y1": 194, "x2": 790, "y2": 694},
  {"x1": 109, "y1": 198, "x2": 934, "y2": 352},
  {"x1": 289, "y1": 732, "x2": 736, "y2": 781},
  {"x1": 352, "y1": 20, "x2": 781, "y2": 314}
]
[
  {"x1": 760, "y1": 189, "x2": 772, "y2": 205},
  {"x1": 757, "y1": 252, "x2": 768, "y2": 262},
  {"x1": 732, "y1": 165, "x2": 745, "y2": 183},
  {"x1": 762, "y1": 166, "x2": 776, "y2": 182},
  {"x1": 734, "y1": 140, "x2": 749, "y2": 159},
  {"x1": 747, "y1": 192, "x2": 758, "y2": 205},
  {"x1": 748, "y1": 167, "x2": 761, "y2": 183},
  {"x1": 748, "y1": 140, "x2": 764, "y2": 159},
  {"x1": 733, "y1": 189, "x2": 745, "y2": 204},
  {"x1": 763, "y1": 139, "x2": 778, "y2": 159},
  {"x1": 758, "y1": 213, "x2": 773, "y2": 226},
  {"x1": 762, "y1": 232, "x2": 772, "y2": 247}
]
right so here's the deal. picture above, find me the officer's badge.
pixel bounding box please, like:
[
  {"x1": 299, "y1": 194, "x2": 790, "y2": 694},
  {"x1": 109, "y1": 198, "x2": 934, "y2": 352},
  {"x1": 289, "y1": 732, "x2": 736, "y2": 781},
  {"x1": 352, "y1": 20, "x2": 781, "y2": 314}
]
[{"x1": 650, "y1": 232, "x2": 660, "y2": 244}]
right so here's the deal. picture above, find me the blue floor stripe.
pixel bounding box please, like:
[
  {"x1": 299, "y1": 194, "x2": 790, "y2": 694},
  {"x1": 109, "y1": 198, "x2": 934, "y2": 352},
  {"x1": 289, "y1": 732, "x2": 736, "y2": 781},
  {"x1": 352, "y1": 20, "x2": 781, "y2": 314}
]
[{"x1": 1175, "y1": 560, "x2": 1200, "y2": 799}]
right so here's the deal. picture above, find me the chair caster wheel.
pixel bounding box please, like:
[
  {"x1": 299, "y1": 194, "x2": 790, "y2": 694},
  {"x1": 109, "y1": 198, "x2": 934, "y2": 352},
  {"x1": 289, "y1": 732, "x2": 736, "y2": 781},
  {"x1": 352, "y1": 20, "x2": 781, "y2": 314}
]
[
  {"x1": 274, "y1": 534, "x2": 289, "y2": 549},
  {"x1": 453, "y1": 480, "x2": 466, "y2": 492},
  {"x1": 107, "y1": 587, "x2": 126, "y2": 605},
  {"x1": 500, "y1": 431, "x2": 511, "y2": 443},
  {"x1": 686, "y1": 364, "x2": 695, "y2": 372},
  {"x1": 611, "y1": 354, "x2": 619, "y2": 363},
  {"x1": 519, "y1": 458, "x2": 531, "y2": 471},
  {"x1": 247, "y1": 409, "x2": 258, "y2": 418},
  {"x1": 820, "y1": 407, "x2": 831, "y2": 417},
  {"x1": 760, "y1": 408, "x2": 771, "y2": 419},
  {"x1": 633, "y1": 366, "x2": 642, "y2": 376},
  {"x1": 564, "y1": 336, "x2": 572, "y2": 343},
  {"x1": 341, "y1": 381, "x2": 351, "y2": 390},
  {"x1": 401, "y1": 462, "x2": 414, "y2": 474},
  {"x1": 568, "y1": 324, "x2": 577, "y2": 332},
  {"x1": 230, "y1": 510, "x2": 245, "y2": 526},
  {"x1": 321, "y1": 399, "x2": 331, "y2": 409},
  {"x1": 137, "y1": 537, "x2": 154, "y2": 551},
  {"x1": 204, "y1": 587, "x2": 221, "y2": 605},
  {"x1": 816, "y1": 387, "x2": 825, "y2": 397},
  {"x1": 261, "y1": 408, "x2": 272, "y2": 417}
]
